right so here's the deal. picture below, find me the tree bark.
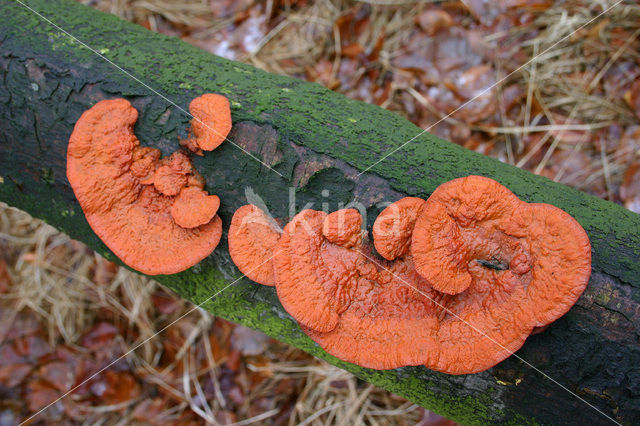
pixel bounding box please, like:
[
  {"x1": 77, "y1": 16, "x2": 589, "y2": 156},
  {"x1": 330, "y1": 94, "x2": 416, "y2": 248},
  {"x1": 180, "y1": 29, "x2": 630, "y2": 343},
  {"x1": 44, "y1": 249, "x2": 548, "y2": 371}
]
[{"x1": 1, "y1": 0, "x2": 639, "y2": 424}]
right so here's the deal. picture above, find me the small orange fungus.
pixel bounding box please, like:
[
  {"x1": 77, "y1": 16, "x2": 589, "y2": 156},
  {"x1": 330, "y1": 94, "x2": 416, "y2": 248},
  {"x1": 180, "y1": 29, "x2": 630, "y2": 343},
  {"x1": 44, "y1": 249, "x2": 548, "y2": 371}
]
[{"x1": 67, "y1": 98, "x2": 225, "y2": 275}]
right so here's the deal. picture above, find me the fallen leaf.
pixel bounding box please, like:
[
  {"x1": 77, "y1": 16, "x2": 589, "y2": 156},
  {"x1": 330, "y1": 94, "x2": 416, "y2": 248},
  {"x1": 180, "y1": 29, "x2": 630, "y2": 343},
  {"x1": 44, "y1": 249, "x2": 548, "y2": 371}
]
[
  {"x1": 463, "y1": 0, "x2": 503, "y2": 26},
  {"x1": 368, "y1": 29, "x2": 385, "y2": 61},
  {"x1": 0, "y1": 402, "x2": 21, "y2": 426},
  {"x1": 215, "y1": 411, "x2": 238, "y2": 424},
  {"x1": 94, "y1": 371, "x2": 141, "y2": 405},
  {"x1": 132, "y1": 398, "x2": 168, "y2": 424},
  {"x1": 549, "y1": 115, "x2": 590, "y2": 144},
  {"x1": 231, "y1": 325, "x2": 270, "y2": 356},
  {"x1": 621, "y1": 163, "x2": 640, "y2": 214},
  {"x1": 448, "y1": 64, "x2": 497, "y2": 123},
  {"x1": 26, "y1": 379, "x2": 60, "y2": 413},
  {"x1": 624, "y1": 79, "x2": 640, "y2": 120},
  {"x1": 0, "y1": 362, "x2": 32, "y2": 387},
  {"x1": 501, "y1": 84, "x2": 525, "y2": 113},
  {"x1": 39, "y1": 361, "x2": 75, "y2": 393},
  {"x1": 305, "y1": 58, "x2": 335, "y2": 87},
  {"x1": 341, "y1": 42, "x2": 364, "y2": 58},
  {"x1": 228, "y1": 385, "x2": 245, "y2": 405},
  {"x1": 80, "y1": 322, "x2": 119, "y2": 351},
  {"x1": 417, "y1": 9, "x2": 453, "y2": 35},
  {"x1": 14, "y1": 335, "x2": 52, "y2": 361},
  {"x1": 210, "y1": 0, "x2": 254, "y2": 19},
  {"x1": 92, "y1": 256, "x2": 118, "y2": 286},
  {"x1": 4, "y1": 310, "x2": 43, "y2": 341},
  {"x1": 0, "y1": 260, "x2": 11, "y2": 293},
  {"x1": 0, "y1": 342, "x2": 23, "y2": 365},
  {"x1": 604, "y1": 62, "x2": 640, "y2": 103},
  {"x1": 618, "y1": 126, "x2": 640, "y2": 164},
  {"x1": 151, "y1": 290, "x2": 181, "y2": 315},
  {"x1": 335, "y1": 4, "x2": 371, "y2": 41},
  {"x1": 416, "y1": 407, "x2": 458, "y2": 426},
  {"x1": 226, "y1": 349, "x2": 242, "y2": 372}
]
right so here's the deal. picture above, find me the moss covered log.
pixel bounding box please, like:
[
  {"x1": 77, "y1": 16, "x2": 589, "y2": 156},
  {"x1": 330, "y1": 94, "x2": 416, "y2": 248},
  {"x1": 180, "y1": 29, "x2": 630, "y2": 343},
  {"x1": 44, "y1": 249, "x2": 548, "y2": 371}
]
[{"x1": 1, "y1": 0, "x2": 639, "y2": 424}]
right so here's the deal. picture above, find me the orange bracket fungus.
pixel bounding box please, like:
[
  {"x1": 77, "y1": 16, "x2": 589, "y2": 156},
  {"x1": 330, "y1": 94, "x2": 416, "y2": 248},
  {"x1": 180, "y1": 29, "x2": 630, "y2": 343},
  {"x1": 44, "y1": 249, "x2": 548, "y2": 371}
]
[
  {"x1": 228, "y1": 204, "x2": 282, "y2": 286},
  {"x1": 67, "y1": 96, "x2": 228, "y2": 275},
  {"x1": 409, "y1": 176, "x2": 592, "y2": 373},
  {"x1": 229, "y1": 178, "x2": 591, "y2": 374},
  {"x1": 373, "y1": 197, "x2": 426, "y2": 260},
  {"x1": 180, "y1": 93, "x2": 232, "y2": 154},
  {"x1": 411, "y1": 176, "x2": 591, "y2": 324},
  {"x1": 272, "y1": 208, "x2": 445, "y2": 369}
]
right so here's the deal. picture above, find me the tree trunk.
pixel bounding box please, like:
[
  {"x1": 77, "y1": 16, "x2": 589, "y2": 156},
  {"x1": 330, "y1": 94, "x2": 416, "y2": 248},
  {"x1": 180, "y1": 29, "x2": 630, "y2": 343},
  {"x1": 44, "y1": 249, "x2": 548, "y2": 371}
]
[{"x1": 1, "y1": 1, "x2": 639, "y2": 424}]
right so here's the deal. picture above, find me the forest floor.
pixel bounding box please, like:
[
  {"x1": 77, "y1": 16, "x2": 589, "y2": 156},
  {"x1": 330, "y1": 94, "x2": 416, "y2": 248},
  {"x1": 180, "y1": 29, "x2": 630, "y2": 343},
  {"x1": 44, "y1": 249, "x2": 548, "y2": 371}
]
[{"x1": 1, "y1": 0, "x2": 639, "y2": 424}]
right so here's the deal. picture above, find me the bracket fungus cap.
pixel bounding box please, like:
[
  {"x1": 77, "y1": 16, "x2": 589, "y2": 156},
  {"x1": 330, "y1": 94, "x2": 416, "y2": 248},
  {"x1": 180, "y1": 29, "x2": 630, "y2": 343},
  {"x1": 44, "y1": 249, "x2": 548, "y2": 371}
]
[
  {"x1": 228, "y1": 204, "x2": 282, "y2": 286},
  {"x1": 373, "y1": 197, "x2": 426, "y2": 260},
  {"x1": 274, "y1": 208, "x2": 443, "y2": 369},
  {"x1": 273, "y1": 210, "x2": 341, "y2": 332},
  {"x1": 171, "y1": 187, "x2": 220, "y2": 229},
  {"x1": 411, "y1": 175, "x2": 591, "y2": 326},
  {"x1": 181, "y1": 93, "x2": 232, "y2": 153},
  {"x1": 67, "y1": 98, "x2": 223, "y2": 275},
  {"x1": 303, "y1": 188, "x2": 589, "y2": 374},
  {"x1": 322, "y1": 208, "x2": 363, "y2": 248}
]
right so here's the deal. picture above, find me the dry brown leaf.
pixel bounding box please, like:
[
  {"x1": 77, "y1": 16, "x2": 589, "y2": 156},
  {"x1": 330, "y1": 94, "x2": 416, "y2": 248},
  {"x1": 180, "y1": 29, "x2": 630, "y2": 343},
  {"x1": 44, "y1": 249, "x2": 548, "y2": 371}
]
[
  {"x1": 81, "y1": 322, "x2": 119, "y2": 351},
  {"x1": 0, "y1": 260, "x2": 11, "y2": 294},
  {"x1": 39, "y1": 361, "x2": 75, "y2": 393},
  {"x1": 151, "y1": 290, "x2": 181, "y2": 315},
  {"x1": 624, "y1": 79, "x2": 640, "y2": 120},
  {"x1": 341, "y1": 42, "x2": 364, "y2": 58},
  {"x1": 621, "y1": 163, "x2": 640, "y2": 213},
  {"x1": 231, "y1": 325, "x2": 270, "y2": 356},
  {"x1": 26, "y1": 379, "x2": 60, "y2": 413},
  {"x1": 132, "y1": 397, "x2": 169, "y2": 424},
  {"x1": 96, "y1": 371, "x2": 141, "y2": 405},
  {"x1": 417, "y1": 9, "x2": 453, "y2": 36},
  {"x1": 0, "y1": 362, "x2": 32, "y2": 387},
  {"x1": 92, "y1": 257, "x2": 118, "y2": 286}
]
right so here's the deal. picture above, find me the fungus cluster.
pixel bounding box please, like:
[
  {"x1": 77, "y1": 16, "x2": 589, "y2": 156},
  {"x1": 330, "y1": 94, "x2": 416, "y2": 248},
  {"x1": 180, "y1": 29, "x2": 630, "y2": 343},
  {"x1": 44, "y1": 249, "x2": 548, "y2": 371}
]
[
  {"x1": 228, "y1": 176, "x2": 591, "y2": 374},
  {"x1": 67, "y1": 95, "x2": 232, "y2": 275}
]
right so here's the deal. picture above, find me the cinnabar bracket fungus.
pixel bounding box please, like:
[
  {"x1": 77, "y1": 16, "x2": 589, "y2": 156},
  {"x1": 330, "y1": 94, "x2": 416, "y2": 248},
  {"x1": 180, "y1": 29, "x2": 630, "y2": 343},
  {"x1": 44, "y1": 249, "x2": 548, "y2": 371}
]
[
  {"x1": 228, "y1": 204, "x2": 282, "y2": 286},
  {"x1": 373, "y1": 197, "x2": 427, "y2": 260},
  {"x1": 180, "y1": 93, "x2": 232, "y2": 154},
  {"x1": 273, "y1": 208, "x2": 445, "y2": 369},
  {"x1": 67, "y1": 96, "x2": 229, "y2": 275},
  {"x1": 229, "y1": 179, "x2": 591, "y2": 374},
  {"x1": 409, "y1": 176, "x2": 592, "y2": 374}
]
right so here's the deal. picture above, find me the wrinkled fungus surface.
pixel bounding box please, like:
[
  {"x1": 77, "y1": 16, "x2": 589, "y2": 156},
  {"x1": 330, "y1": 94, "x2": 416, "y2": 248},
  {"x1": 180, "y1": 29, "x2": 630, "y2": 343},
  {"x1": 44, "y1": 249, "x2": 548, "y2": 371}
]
[
  {"x1": 273, "y1": 209, "x2": 443, "y2": 369},
  {"x1": 228, "y1": 204, "x2": 282, "y2": 286},
  {"x1": 410, "y1": 176, "x2": 591, "y2": 373},
  {"x1": 181, "y1": 93, "x2": 232, "y2": 153},
  {"x1": 373, "y1": 197, "x2": 426, "y2": 260},
  {"x1": 228, "y1": 176, "x2": 591, "y2": 374},
  {"x1": 67, "y1": 98, "x2": 223, "y2": 275},
  {"x1": 171, "y1": 187, "x2": 220, "y2": 229},
  {"x1": 322, "y1": 209, "x2": 363, "y2": 248},
  {"x1": 412, "y1": 176, "x2": 591, "y2": 323}
]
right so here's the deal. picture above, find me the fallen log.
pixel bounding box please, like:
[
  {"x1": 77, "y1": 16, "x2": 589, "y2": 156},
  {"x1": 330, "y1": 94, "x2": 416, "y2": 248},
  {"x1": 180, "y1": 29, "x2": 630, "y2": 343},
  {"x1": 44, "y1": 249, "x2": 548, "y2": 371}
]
[{"x1": 1, "y1": 0, "x2": 639, "y2": 424}]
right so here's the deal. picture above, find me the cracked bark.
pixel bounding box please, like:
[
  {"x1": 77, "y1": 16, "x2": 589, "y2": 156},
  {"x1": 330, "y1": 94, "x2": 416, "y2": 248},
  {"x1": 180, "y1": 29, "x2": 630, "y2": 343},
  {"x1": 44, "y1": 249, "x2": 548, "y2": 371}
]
[{"x1": 1, "y1": 0, "x2": 639, "y2": 424}]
